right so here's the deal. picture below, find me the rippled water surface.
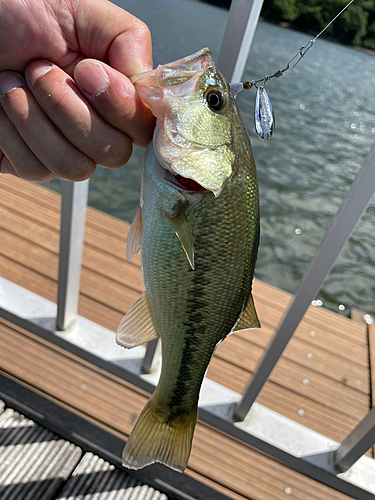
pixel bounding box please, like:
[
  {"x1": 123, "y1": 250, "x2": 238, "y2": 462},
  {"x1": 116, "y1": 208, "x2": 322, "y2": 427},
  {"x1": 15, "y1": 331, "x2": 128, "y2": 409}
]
[{"x1": 47, "y1": 0, "x2": 375, "y2": 317}]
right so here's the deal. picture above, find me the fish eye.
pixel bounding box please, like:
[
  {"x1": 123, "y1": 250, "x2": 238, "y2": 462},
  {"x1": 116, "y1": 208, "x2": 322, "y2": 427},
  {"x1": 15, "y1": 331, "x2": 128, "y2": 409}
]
[{"x1": 205, "y1": 89, "x2": 225, "y2": 111}]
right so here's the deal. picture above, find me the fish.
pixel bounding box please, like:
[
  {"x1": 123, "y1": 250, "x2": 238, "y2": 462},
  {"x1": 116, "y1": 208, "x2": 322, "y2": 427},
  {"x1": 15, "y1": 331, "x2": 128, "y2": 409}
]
[{"x1": 116, "y1": 48, "x2": 260, "y2": 473}]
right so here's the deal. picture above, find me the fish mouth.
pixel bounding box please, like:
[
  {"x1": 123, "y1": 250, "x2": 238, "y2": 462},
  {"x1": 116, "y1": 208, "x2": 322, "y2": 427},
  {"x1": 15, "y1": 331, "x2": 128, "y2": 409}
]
[
  {"x1": 130, "y1": 48, "x2": 214, "y2": 118},
  {"x1": 171, "y1": 173, "x2": 206, "y2": 193},
  {"x1": 132, "y1": 48, "x2": 232, "y2": 197},
  {"x1": 131, "y1": 48, "x2": 213, "y2": 87},
  {"x1": 162, "y1": 168, "x2": 206, "y2": 195},
  {"x1": 161, "y1": 170, "x2": 207, "y2": 210},
  {"x1": 153, "y1": 123, "x2": 225, "y2": 196}
]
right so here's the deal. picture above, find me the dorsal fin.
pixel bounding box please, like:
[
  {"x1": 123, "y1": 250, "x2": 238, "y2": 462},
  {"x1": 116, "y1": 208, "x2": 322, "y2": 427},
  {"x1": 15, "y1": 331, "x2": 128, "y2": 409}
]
[
  {"x1": 116, "y1": 292, "x2": 159, "y2": 348},
  {"x1": 126, "y1": 207, "x2": 143, "y2": 261},
  {"x1": 233, "y1": 293, "x2": 261, "y2": 331}
]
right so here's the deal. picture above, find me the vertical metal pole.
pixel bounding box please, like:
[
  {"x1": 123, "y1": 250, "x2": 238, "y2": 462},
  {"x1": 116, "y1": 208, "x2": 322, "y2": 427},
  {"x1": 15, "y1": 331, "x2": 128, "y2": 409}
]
[
  {"x1": 335, "y1": 405, "x2": 375, "y2": 471},
  {"x1": 217, "y1": 0, "x2": 265, "y2": 82},
  {"x1": 234, "y1": 141, "x2": 375, "y2": 421},
  {"x1": 141, "y1": 339, "x2": 160, "y2": 374},
  {"x1": 56, "y1": 180, "x2": 89, "y2": 331}
]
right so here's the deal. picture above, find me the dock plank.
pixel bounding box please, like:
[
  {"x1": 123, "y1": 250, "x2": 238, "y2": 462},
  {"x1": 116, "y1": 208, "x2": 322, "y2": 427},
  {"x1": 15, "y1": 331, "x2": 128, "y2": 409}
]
[
  {"x1": 369, "y1": 321, "x2": 375, "y2": 459},
  {"x1": 0, "y1": 175, "x2": 372, "y2": 498},
  {"x1": 253, "y1": 277, "x2": 367, "y2": 336},
  {"x1": 0, "y1": 177, "x2": 370, "y2": 429},
  {"x1": 2, "y1": 221, "x2": 367, "y2": 421},
  {"x1": 368, "y1": 321, "x2": 375, "y2": 405},
  {"x1": 0, "y1": 319, "x2": 355, "y2": 500},
  {"x1": 216, "y1": 330, "x2": 368, "y2": 392},
  {"x1": 206, "y1": 358, "x2": 364, "y2": 443}
]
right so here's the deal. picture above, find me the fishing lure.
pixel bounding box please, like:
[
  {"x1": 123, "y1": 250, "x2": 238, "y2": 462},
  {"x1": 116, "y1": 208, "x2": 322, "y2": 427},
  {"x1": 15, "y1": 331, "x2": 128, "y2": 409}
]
[
  {"x1": 230, "y1": 0, "x2": 355, "y2": 140},
  {"x1": 254, "y1": 86, "x2": 274, "y2": 140}
]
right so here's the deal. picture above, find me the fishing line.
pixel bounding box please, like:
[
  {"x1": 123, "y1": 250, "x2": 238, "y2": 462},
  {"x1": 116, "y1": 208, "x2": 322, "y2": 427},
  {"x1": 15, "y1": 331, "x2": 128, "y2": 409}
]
[{"x1": 230, "y1": 0, "x2": 356, "y2": 140}]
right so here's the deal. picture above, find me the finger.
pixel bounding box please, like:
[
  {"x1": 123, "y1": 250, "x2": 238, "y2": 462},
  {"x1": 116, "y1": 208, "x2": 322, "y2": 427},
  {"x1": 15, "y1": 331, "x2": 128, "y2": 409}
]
[
  {"x1": 0, "y1": 105, "x2": 54, "y2": 183},
  {"x1": 74, "y1": 0, "x2": 153, "y2": 75},
  {"x1": 0, "y1": 71, "x2": 96, "y2": 181},
  {"x1": 0, "y1": 0, "x2": 152, "y2": 77},
  {"x1": 0, "y1": 154, "x2": 21, "y2": 177},
  {"x1": 25, "y1": 60, "x2": 133, "y2": 169},
  {"x1": 74, "y1": 59, "x2": 155, "y2": 148}
]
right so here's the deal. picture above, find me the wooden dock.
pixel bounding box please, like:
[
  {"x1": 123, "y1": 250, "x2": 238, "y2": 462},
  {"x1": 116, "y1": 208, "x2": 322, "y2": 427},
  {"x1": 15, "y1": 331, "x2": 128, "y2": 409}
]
[{"x1": 0, "y1": 174, "x2": 373, "y2": 500}]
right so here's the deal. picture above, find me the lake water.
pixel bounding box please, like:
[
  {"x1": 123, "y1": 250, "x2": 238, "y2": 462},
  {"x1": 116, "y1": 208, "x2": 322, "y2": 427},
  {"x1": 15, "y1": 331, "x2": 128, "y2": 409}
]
[{"x1": 47, "y1": 0, "x2": 375, "y2": 318}]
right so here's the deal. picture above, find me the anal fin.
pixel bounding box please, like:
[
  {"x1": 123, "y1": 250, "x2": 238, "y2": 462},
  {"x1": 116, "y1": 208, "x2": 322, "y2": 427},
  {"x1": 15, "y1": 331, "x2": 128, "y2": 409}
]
[
  {"x1": 233, "y1": 293, "x2": 261, "y2": 331},
  {"x1": 116, "y1": 292, "x2": 159, "y2": 348}
]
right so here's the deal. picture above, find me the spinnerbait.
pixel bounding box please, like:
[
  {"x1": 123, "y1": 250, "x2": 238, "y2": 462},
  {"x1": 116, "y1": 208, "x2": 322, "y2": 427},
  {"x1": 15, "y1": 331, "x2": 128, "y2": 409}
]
[{"x1": 230, "y1": 0, "x2": 356, "y2": 140}]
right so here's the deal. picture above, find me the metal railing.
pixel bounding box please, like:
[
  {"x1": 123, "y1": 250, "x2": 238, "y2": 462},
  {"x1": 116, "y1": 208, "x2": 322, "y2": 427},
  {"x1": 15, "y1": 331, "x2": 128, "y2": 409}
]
[
  {"x1": 1, "y1": 0, "x2": 375, "y2": 498},
  {"x1": 56, "y1": 180, "x2": 89, "y2": 331}
]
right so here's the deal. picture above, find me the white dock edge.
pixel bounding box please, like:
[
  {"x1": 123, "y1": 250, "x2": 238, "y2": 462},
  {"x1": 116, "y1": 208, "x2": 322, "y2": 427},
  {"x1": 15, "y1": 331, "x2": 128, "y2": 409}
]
[{"x1": 1, "y1": 277, "x2": 375, "y2": 498}]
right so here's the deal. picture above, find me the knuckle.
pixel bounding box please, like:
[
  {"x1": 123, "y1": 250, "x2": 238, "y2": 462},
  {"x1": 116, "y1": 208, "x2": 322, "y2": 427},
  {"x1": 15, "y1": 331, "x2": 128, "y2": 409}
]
[
  {"x1": 94, "y1": 130, "x2": 133, "y2": 169},
  {"x1": 18, "y1": 164, "x2": 54, "y2": 183},
  {"x1": 134, "y1": 129, "x2": 153, "y2": 149},
  {"x1": 41, "y1": 86, "x2": 72, "y2": 115},
  {"x1": 20, "y1": 165, "x2": 54, "y2": 183},
  {"x1": 0, "y1": 150, "x2": 53, "y2": 183},
  {"x1": 0, "y1": 155, "x2": 17, "y2": 176},
  {"x1": 132, "y1": 21, "x2": 151, "y2": 44},
  {"x1": 52, "y1": 150, "x2": 96, "y2": 182},
  {"x1": 61, "y1": 157, "x2": 96, "y2": 182},
  {"x1": 1, "y1": 87, "x2": 30, "y2": 123}
]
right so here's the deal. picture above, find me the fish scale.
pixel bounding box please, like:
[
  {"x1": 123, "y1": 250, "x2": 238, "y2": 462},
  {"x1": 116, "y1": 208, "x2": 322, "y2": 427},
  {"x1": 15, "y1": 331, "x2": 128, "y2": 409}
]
[
  {"x1": 117, "y1": 48, "x2": 260, "y2": 472},
  {"x1": 142, "y1": 158, "x2": 255, "y2": 402}
]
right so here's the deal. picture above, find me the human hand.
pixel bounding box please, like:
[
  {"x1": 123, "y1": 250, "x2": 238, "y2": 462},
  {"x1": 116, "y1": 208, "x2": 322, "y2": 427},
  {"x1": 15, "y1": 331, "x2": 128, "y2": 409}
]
[{"x1": 0, "y1": 0, "x2": 155, "y2": 182}]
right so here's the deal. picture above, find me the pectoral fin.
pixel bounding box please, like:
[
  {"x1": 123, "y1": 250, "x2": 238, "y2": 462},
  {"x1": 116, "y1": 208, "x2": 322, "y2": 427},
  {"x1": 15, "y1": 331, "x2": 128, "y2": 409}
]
[
  {"x1": 126, "y1": 207, "x2": 143, "y2": 261},
  {"x1": 165, "y1": 209, "x2": 195, "y2": 270},
  {"x1": 116, "y1": 292, "x2": 159, "y2": 348},
  {"x1": 233, "y1": 294, "x2": 261, "y2": 331}
]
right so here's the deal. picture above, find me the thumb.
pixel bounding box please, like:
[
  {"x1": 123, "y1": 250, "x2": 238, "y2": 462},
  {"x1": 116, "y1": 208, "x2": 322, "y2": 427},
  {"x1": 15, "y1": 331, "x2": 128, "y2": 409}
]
[{"x1": 74, "y1": 59, "x2": 155, "y2": 147}]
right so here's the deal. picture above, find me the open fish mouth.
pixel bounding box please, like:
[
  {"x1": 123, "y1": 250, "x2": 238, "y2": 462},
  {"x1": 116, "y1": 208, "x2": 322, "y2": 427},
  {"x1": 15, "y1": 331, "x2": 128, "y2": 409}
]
[
  {"x1": 152, "y1": 121, "x2": 229, "y2": 197},
  {"x1": 130, "y1": 48, "x2": 214, "y2": 121},
  {"x1": 167, "y1": 172, "x2": 207, "y2": 194},
  {"x1": 160, "y1": 167, "x2": 207, "y2": 197},
  {"x1": 131, "y1": 48, "x2": 234, "y2": 197},
  {"x1": 130, "y1": 48, "x2": 213, "y2": 85},
  {"x1": 130, "y1": 48, "x2": 214, "y2": 124},
  {"x1": 173, "y1": 174, "x2": 206, "y2": 192}
]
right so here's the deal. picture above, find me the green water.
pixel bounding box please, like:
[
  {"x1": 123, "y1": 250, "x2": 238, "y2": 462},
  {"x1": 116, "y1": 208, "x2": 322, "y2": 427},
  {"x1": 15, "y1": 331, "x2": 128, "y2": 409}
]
[{"x1": 47, "y1": 0, "x2": 375, "y2": 318}]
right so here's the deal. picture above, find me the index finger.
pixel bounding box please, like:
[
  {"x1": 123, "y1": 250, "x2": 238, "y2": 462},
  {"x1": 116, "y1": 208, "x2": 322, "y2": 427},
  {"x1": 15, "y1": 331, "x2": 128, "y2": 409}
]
[{"x1": 72, "y1": 0, "x2": 153, "y2": 76}]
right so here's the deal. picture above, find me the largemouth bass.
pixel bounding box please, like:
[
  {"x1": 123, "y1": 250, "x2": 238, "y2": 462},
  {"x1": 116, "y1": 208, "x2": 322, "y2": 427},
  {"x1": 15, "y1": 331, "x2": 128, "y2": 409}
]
[{"x1": 116, "y1": 48, "x2": 260, "y2": 472}]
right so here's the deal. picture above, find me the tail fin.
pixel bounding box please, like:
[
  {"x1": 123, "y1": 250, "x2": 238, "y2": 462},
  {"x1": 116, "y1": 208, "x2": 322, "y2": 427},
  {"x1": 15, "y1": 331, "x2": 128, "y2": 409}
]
[{"x1": 122, "y1": 398, "x2": 196, "y2": 472}]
